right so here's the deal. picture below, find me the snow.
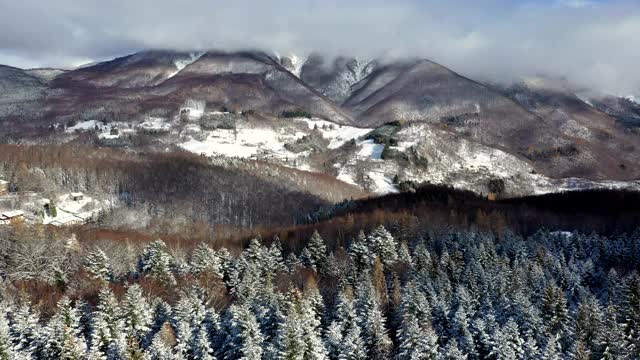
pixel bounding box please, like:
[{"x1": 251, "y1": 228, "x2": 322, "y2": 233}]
[
  {"x1": 368, "y1": 171, "x2": 398, "y2": 194},
  {"x1": 180, "y1": 125, "x2": 307, "y2": 162},
  {"x1": 168, "y1": 52, "x2": 204, "y2": 78},
  {"x1": 298, "y1": 119, "x2": 372, "y2": 149},
  {"x1": 288, "y1": 54, "x2": 306, "y2": 78},
  {"x1": 576, "y1": 94, "x2": 594, "y2": 106},
  {"x1": 298, "y1": 119, "x2": 369, "y2": 148},
  {"x1": 139, "y1": 117, "x2": 171, "y2": 131},
  {"x1": 66, "y1": 120, "x2": 99, "y2": 132},
  {"x1": 358, "y1": 140, "x2": 385, "y2": 160},
  {"x1": 180, "y1": 100, "x2": 206, "y2": 120}
]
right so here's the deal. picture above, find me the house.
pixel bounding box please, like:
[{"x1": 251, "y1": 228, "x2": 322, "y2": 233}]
[
  {"x1": 70, "y1": 192, "x2": 84, "y2": 201},
  {"x1": 49, "y1": 215, "x2": 82, "y2": 227},
  {"x1": 0, "y1": 210, "x2": 24, "y2": 224},
  {"x1": 0, "y1": 180, "x2": 8, "y2": 195}
]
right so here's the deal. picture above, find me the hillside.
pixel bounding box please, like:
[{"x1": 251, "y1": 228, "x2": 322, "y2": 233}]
[{"x1": 0, "y1": 50, "x2": 638, "y2": 194}]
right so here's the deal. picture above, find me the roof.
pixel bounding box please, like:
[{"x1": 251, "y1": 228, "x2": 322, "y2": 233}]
[
  {"x1": 1, "y1": 210, "x2": 24, "y2": 218},
  {"x1": 0, "y1": 180, "x2": 8, "y2": 185},
  {"x1": 70, "y1": 192, "x2": 84, "y2": 197}
]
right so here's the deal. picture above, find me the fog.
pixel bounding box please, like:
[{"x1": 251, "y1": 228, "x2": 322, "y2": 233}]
[{"x1": 0, "y1": 0, "x2": 638, "y2": 95}]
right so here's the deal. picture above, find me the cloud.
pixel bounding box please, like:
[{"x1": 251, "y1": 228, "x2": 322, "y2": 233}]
[{"x1": 0, "y1": 0, "x2": 638, "y2": 95}]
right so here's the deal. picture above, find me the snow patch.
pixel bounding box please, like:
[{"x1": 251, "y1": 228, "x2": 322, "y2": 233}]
[
  {"x1": 169, "y1": 52, "x2": 204, "y2": 78},
  {"x1": 358, "y1": 140, "x2": 385, "y2": 160},
  {"x1": 180, "y1": 100, "x2": 206, "y2": 120},
  {"x1": 297, "y1": 118, "x2": 372, "y2": 149}
]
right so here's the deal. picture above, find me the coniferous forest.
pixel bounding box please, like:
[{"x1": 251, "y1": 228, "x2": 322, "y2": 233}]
[{"x1": 0, "y1": 221, "x2": 640, "y2": 359}]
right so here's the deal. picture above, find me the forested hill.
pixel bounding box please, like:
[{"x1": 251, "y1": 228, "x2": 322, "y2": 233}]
[
  {"x1": 302, "y1": 185, "x2": 640, "y2": 236},
  {"x1": 0, "y1": 220, "x2": 639, "y2": 358}
]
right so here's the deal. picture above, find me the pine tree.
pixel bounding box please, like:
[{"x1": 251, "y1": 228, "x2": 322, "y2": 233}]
[
  {"x1": 43, "y1": 297, "x2": 87, "y2": 359},
  {"x1": 301, "y1": 231, "x2": 327, "y2": 272},
  {"x1": 542, "y1": 335, "x2": 563, "y2": 360},
  {"x1": 85, "y1": 248, "x2": 113, "y2": 283},
  {"x1": 325, "y1": 289, "x2": 366, "y2": 360},
  {"x1": 146, "y1": 322, "x2": 179, "y2": 360},
  {"x1": 441, "y1": 339, "x2": 468, "y2": 360},
  {"x1": 138, "y1": 239, "x2": 176, "y2": 285},
  {"x1": 89, "y1": 287, "x2": 125, "y2": 358},
  {"x1": 0, "y1": 304, "x2": 17, "y2": 360},
  {"x1": 368, "y1": 225, "x2": 398, "y2": 268},
  {"x1": 173, "y1": 287, "x2": 219, "y2": 359},
  {"x1": 219, "y1": 304, "x2": 265, "y2": 360},
  {"x1": 489, "y1": 318, "x2": 525, "y2": 360},
  {"x1": 121, "y1": 284, "x2": 153, "y2": 354},
  {"x1": 265, "y1": 237, "x2": 286, "y2": 275},
  {"x1": 8, "y1": 302, "x2": 41, "y2": 357},
  {"x1": 272, "y1": 288, "x2": 327, "y2": 360},
  {"x1": 191, "y1": 243, "x2": 224, "y2": 278},
  {"x1": 355, "y1": 275, "x2": 391, "y2": 360},
  {"x1": 349, "y1": 231, "x2": 374, "y2": 271},
  {"x1": 396, "y1": 312, "x2": 438, "y2": 360}
]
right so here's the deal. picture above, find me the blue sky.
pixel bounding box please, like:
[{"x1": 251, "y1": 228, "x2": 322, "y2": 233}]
[{"x1": 0, "y1": 0, "x2": 638, "y2": 94}]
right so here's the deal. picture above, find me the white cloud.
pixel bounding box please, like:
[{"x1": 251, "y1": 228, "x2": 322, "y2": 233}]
[{"x1": 0, "y1": 0, "x2": 638, "y2": 94}]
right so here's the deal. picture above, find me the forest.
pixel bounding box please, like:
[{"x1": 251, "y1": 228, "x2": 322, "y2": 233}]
[
  {"x1": 0, "y1": 217, "x2": 639, "y2": 359},
  {"x1": 0, "y1": 143, "x2": 639, "y2": 359}
]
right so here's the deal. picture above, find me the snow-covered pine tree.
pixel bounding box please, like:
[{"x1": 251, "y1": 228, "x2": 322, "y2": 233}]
[
  {"x1": 440, "y1": 339, "x2": 468, "y2": 360},
  {"x1": 146, "y1": 322, "x2": 179, "y2": 360},
  {"x1": 325, "y1": 289, "x2": 366, "y2": 360},
  {"x1": 191, "y1": 243, "x2": 224, "y2": 278},
  {"x1": 89, "y1": 287, "x2": 125, "y2": 358},
  {"x1": 172, "y1": 287, "x2": 219, "y2": 359},
  {"x1": 138, "y1": 239, "x2": 176, "y2": 285},
  {"x1": 0, "y1": 304, "x2": 17, "y2": 359},
  {"x1": 367, "y1": 225, "x2": 398, "y2": 268},
  {"x1": 121, "y1": 284, "x2": 153, "y2": 355},
  {"x1": 542, "y1": 335, "x2": 563, "y2": 360},
  {"x1": 42, "y1": 296, "x2": 87, "y2": 359},
  {"x1": 489, "y1": 318, "x2": 525, "y2": 360},
  {"x1": 355, "y1": 275, "x2": 391, "y2": 360},
  {"x1": 219, "y1": 304, "x2": 265, "y2": 360},
  {"x1": 285, "y1": 252, "x2": 301, "y2": 273},
  {"x1": 349, "y1": 230, "x2": 374, "y2": 271},
  {"x1": 271, "y1": 288, "x2": 327, "y2": 360},
  {"x1": 301, "y1": 230, "x2": 327, "y2": 272},
  {"x1": 7, "y1": 301, "x2": 41, "y2": 357},
  {"x1": 396, "y1": 311, "x2": 439, "y2": 360},
  {"x1": 265, "y1": 236, "x2": 286, "y2": 274},
  {"x1": 85, "y1": 248, "x2": 113, "y2": 283}
]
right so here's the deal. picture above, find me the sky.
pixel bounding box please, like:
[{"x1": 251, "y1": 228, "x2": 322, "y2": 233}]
[{"x1": 0, "y1": 0, "x2": 638, "y2": 95}]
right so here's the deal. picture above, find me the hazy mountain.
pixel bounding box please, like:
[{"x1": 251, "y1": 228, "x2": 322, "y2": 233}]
[{"x1": 1, "y1": 49, "x2": 639, "y2": 189}]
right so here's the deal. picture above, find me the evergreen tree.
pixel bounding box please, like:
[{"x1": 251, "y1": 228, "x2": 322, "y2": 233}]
[
  {"x1": 396, "y1": 312, "x2": 439, "y2": 360},
  {"x1": 8, "y1": 302, "x2": 41, "y2": 357},
  {"x1": 325, "y1": 289, "x2": 366, "y2": 360},
  {"x1": 301, "y1": 231, "x2": 328, "y2": 272},
  {"x1": 489, "y1": 319, "x2": 524, "y2": 360},
  {"x1": 368, "y1": 225, "x2": 398, "y2": 268},
  {"x1": 89, "y1": 287, "x2": 125, "y2": 358},
  {"x1": 355, "y1": 275, "x2": 391, "y2": 359},
  {"x1": 121, "y1": 284, "x2": 153, "y2": 354},
  {"x1": 0, "y1": 304, "x2": 17, "y2": 360},
  {"x1": 219, "y1": 304, "x2": 265, "y2": 360},
  {"x1": 43, "y1": 297, "x2": 87, "y2": 359},
  {"x1": 85, "y1": 248, "x2": 113, "y2": 283},
  {"x1": 349, "y1": 231, "x2": 374, "y2": 271},
  {"x1": 138, "y1": 239, "x2": 176, "y2": 285},
  {"x1": 272, "y1": 289, "x2": 327, "y2": 360},
  {"x1": 191, "y1": 243, "x2": 224, "y2": 278}
]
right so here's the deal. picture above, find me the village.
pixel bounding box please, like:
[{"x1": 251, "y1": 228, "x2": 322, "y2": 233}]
[{"x1": 0, "y1": 179, "x2": 106, "y2": 227}]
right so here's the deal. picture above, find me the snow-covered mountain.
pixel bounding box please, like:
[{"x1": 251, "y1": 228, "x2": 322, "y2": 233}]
[{"x1": 1, "y1": 49, "x2": 639, "y2": 196}]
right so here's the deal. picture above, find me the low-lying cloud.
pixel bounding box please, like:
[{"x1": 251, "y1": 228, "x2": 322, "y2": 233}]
[{"x1": 1, "y1": 0, "x2": 638, "y2": 95}]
